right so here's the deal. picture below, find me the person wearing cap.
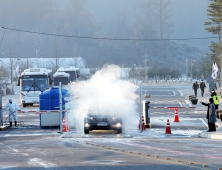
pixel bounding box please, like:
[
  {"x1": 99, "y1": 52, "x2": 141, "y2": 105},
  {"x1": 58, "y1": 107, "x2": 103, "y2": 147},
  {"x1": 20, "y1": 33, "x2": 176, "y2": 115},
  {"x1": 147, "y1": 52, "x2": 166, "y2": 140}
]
[
  {"x1": 211, "y1": 89, "x2": 217, "y2": 97},
  {"x1": 1, "y1": 98, "x2": 20, "y2": 127}
]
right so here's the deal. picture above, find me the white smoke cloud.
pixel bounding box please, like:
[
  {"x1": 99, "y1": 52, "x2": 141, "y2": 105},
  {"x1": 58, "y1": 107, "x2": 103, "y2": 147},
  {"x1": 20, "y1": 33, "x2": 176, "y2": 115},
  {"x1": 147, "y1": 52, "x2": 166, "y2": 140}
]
[{"x1": 69, "y1": 65, "x2": 139, "y2": 133}]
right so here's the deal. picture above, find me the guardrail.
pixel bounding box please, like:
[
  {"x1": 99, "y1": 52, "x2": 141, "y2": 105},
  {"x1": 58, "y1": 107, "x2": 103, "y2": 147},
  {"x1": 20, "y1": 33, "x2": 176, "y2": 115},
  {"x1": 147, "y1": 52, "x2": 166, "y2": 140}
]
[{"x1": 17, "y1": 110, "x2": 68, "y2": 114}]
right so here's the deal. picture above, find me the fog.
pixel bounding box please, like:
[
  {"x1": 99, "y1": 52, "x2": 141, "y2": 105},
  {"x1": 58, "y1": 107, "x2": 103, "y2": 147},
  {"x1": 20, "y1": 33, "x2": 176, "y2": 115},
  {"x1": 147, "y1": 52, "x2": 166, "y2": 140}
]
[
  {"x1": 0, "y1": 0, "x2": 212, "y2": 71},
  {"x1": 70, "y1": 65, "x2": 138, "y2": 132}
]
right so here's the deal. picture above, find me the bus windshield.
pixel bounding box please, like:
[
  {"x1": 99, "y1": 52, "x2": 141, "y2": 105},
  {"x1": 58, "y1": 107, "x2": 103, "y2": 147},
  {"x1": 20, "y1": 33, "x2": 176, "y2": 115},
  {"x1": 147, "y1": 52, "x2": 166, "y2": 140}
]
[
  {"x1": 54, "y1": 77, "x2": 69, "y2": 86},
  {"x1": 21, "y1": 75, "x2": 48, "y2": 91},
  {"x1": 62, "y1": 71, "x2": 77, "y2": 81}
]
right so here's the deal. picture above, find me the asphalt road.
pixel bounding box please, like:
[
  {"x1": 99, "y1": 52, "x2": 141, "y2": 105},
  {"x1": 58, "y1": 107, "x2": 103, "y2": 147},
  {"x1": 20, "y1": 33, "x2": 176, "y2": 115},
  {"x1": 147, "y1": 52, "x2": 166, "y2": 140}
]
[{"x1": 1, "y1": 83, "x2": 222, "y2": 169}]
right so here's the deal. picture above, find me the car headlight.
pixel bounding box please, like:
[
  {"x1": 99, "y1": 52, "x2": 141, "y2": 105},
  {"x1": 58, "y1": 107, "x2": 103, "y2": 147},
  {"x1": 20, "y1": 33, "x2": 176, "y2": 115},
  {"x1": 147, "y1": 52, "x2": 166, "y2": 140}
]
[
  {"x1": 116, "y1": 122, "x2": 121, "y2": 127},
  {"x1": 85, "y1": 123, "x2": 90, "y2": 127}
]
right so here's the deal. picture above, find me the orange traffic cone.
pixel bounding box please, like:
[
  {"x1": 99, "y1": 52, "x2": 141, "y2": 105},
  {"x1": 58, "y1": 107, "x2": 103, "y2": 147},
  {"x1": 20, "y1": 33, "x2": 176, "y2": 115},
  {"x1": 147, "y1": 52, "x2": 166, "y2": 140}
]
[
  {"x1": 142, "y1": 116, "x2": 146, "y2": 130},
  {"x1": 138, "y1": 116, "x2": 146, "y2": 131},
  {"x1": 62, "y1": 117, "x2": 70, "y2": 132},
  {"x1": 165, "y1": 119, "x2": 172, "y2": 134},
  {"x1": 173, "y1": 108, "x2": 180, "y2": 122}
]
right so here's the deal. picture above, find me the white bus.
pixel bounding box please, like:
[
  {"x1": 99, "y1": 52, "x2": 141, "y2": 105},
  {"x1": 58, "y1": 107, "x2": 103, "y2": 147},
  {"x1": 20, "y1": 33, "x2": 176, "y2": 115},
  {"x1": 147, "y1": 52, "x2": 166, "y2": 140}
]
[
  {"x1": 53, "y1": 71, "x2": 70, "y2": 86},
  {"x1": 57, "y1": 66, "x2": 81, "y2": 82},
  {"x1": 18, "y1": 68, "x2": 53, "y2": 107}
]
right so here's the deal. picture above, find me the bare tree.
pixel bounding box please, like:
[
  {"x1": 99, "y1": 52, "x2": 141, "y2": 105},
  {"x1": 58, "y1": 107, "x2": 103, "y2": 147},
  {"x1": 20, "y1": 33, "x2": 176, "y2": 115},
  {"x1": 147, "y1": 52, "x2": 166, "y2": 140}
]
[
  {"x1": 156, "y1": 0, "x2": 172, "y2": 39},
  {"x1": 48, "y1": 40, "x2": 66, "y2": 73}
]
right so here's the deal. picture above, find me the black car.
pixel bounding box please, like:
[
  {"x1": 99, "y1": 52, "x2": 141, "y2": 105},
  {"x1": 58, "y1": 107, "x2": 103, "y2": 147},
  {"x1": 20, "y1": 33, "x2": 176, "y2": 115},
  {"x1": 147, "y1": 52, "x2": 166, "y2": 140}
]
[{"x1": 84, "y1": 113, "x2": 122, "y2": 134}]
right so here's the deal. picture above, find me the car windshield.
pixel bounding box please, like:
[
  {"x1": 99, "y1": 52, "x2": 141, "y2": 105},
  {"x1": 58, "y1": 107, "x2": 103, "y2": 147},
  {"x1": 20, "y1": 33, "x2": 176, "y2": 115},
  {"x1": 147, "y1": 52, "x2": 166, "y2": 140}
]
[{"x1": 22, "y1": 75, "x2": 48, "y2": 91}]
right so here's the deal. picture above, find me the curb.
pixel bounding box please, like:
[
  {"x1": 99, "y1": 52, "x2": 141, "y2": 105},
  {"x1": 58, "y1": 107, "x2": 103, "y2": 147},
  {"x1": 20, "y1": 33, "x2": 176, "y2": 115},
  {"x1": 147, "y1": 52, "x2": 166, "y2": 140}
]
[{"x1": 199, "y1": 131, "x2": 222, "y2": 140}]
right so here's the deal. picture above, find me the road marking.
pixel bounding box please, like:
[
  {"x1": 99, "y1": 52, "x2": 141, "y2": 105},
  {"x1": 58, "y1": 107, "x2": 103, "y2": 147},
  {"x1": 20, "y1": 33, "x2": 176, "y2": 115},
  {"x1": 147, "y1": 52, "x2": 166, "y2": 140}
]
[
  {"x1": 81, "y1": 141, "x2": 212, "y2": 170},
  {"x1": 28, "y1": 158, "x2": 57, "y2": 168},
  {"x1": 0, "y1": 166, "x2": 16, "y2": 169},
  {"x1": 178, "y1": 90, "x2": 183, "y2": 96},
  {"x1": 80, "y1": 160, "x2": 125, "y2": 165},
  {"x1": 200, "y1": 118, "x2": 208, "y2": 127}
]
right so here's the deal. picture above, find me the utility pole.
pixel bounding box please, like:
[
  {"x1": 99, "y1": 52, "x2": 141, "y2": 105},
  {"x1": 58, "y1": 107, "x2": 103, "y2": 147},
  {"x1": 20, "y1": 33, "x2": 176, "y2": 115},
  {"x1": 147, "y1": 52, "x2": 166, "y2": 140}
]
[
  {"x1": 0, "y1": 84, "x2": 2, "y2": 126},
  {"x1": 191, "y1": 59, "x2": 193, "y2": 82},
  {"x1": 144, "y1": 58, "x2": 147, "y2": 83},
  {"x1": 36, "y1": 49, "x2": 39, "y2": 67},
  {"x1": 144, "y1": 54, "x2": 148, "y2": 84},
  {"x1": 186, "y1": 59, "x2": 188, "y2": 82},
  {"x1": 9, "y1": 48, "x2": 15, "y2": 94}
]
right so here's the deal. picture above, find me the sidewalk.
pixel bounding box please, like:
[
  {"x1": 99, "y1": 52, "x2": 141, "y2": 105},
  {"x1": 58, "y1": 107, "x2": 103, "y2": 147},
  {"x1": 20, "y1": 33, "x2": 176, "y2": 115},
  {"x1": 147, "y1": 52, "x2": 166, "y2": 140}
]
[{"x1": 181, "y1": 83, "x2": 222, "y2": 140}]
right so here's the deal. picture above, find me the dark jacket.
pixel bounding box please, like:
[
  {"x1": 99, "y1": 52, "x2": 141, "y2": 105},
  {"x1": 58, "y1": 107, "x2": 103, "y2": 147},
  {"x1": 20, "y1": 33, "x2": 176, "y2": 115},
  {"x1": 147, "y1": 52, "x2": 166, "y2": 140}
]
[
  {"x1": 201, "y1": 102, "x2": 217, "y2": 123},
  {"x1": 200, "y1": 82, "x2": 206, "y2": 89},
  {"x1": 193, "y1": 82, "x2": 199, "y2": 90}
]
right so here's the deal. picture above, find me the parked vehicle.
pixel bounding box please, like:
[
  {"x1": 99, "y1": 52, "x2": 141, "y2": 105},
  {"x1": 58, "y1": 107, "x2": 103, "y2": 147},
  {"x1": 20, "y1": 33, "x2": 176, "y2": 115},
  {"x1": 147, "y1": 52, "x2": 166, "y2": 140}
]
[
  {"x1": 57, "y1": 66, "x2": 81, "y2": 82},
  {"x1": 17, "y1": 67, "x2": 52, "y2": 107},
  {"x1": 53, "y1": 71, "x2": 70, "y2": 86}
]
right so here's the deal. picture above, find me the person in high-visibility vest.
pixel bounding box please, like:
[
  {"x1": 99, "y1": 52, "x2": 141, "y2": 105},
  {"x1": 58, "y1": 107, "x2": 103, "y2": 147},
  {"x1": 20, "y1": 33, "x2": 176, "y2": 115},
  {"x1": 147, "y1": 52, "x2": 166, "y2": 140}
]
[{"x1": 211, "y1": 90, "x2": 220, "y2": 118}]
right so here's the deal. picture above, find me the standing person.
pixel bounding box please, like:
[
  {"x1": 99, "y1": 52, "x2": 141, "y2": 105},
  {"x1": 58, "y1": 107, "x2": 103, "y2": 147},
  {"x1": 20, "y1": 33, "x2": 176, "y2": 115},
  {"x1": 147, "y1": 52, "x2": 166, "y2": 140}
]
[
  {"x1": 0, "y1": 98, "x2": 20, "y2": 127},
  {"x1": 200, "y1": 98, "x2": 217, "y2": 132},
  {"x1": 192, "y1": 81, "x2": 199, "y2": 97},
  {"x1": 211, "y1": 89, "x2": 220, "y2": 118},
  {"x1": 200, "y1": 80, "x2": 206, "y2": 97}
]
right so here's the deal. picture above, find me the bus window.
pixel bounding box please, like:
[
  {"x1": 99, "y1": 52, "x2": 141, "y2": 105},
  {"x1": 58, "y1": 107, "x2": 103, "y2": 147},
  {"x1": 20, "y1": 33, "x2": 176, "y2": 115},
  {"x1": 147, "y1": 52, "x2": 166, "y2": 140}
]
[
  {"x1": 35, "y1": 78, "x2": 48, "y2": 91},
  {"x1": 22, "y1": 78, "x2": 34, "y2": 91}
]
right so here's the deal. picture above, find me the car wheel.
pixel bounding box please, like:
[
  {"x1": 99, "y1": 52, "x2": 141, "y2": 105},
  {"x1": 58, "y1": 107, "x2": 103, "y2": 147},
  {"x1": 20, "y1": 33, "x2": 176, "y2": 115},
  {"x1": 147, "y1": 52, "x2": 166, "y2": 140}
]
[
  {"x1": 117, "y1": 128, "x2": 122, "y2": 134},
  {"x1": 84, "y1": 129, "x2": 89, "y2": 134}
]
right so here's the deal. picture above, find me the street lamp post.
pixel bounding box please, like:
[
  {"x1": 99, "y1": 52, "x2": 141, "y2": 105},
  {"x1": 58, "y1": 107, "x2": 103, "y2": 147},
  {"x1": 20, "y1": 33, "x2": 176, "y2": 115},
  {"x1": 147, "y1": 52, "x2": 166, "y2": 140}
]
[
  {"x1": 191, "y1": 59, "x2": 195, "y2": 82},
  {"x1": 144, "y1": 55, "x2": 149, "y2": 84},
  {"x1": 36, "y1": 50, "x2": 39, "y2": 67},
  {"x1": 185, "y1": 59, "x2": 188, "y2": 82},
  {"x1": 134, "y1": 64, "x2": 137, "y2": 84}
]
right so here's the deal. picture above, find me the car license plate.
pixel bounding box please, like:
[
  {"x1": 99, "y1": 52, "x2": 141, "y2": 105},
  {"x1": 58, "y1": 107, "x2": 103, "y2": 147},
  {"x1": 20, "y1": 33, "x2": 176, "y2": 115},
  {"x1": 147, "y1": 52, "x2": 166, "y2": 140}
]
[{"x1": 97, "y1": 122, "x2": 108, "y2": 126}]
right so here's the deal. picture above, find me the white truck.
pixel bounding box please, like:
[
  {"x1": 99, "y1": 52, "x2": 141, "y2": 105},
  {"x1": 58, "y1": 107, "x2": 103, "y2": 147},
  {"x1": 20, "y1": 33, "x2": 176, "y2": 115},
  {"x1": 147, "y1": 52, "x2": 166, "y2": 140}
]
[{"x1": 18, "y1": 67, "x2": 53, "y2": 107}]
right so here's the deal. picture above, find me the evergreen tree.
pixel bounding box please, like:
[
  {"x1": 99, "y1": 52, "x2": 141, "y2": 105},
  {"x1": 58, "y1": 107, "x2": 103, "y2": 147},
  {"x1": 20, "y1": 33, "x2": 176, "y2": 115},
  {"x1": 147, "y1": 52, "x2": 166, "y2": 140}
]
[{"x1": 204, "y1": 0, "x2": 222, "y2": 72}]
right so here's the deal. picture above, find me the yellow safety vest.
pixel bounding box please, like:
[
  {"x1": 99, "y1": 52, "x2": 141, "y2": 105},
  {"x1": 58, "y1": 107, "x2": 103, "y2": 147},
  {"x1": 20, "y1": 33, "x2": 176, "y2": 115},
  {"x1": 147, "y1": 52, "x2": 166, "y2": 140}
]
[{"x1": 213, "y1": 94, "x2": 220, "y2": 105}]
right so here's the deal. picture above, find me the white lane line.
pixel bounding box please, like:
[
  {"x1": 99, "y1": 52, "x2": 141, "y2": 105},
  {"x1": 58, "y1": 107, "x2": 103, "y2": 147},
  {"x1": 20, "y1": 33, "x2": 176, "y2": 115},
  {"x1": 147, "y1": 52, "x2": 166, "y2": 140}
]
[
  {"x1": 0, "y1": 166, "x2": 16, "y2": 169},
  {"x1": 23, "y1": 153, "x2": 29, "y2": 156},
  {"x1": 28, "y1": 158, "x2": 57, "y2": 168},
  {"x1": 12, "y1": 149, "x2": 19, "y2": 153},
  {"x1": 80, "y1": 160, "x2": 125, "y2": 165},
  {"x1": 200, "y1": 118, "x2": 208, "y2": 127},
  {"x1": 178, "y1": 90, "x2": 183, "y2": 96}
]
